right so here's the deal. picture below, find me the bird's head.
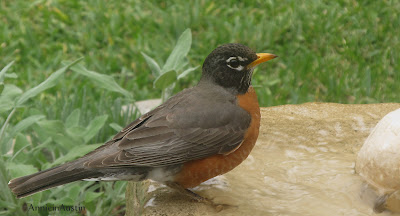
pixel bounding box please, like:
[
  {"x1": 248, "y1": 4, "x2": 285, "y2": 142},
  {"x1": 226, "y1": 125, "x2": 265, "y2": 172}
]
[{"x1": 201, "y1": 43, "x2": 277, "y2": 94}]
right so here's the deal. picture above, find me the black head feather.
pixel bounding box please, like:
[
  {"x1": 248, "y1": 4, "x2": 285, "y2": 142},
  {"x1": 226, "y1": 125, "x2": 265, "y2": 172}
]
[{"x1": 201, "y1": 43, "x2": 258, "y2": 94}]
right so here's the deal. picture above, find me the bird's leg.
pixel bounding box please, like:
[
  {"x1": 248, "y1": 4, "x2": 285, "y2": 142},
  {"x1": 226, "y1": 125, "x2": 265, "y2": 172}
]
[{"x1": 165, "y1": 182, "x2": 232, "y2": 212}]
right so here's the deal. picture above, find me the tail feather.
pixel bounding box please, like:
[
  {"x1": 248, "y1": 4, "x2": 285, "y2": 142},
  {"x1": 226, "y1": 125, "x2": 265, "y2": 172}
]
[{"x1": 8, "y1": 163, "x2": 101, "y2": 198}]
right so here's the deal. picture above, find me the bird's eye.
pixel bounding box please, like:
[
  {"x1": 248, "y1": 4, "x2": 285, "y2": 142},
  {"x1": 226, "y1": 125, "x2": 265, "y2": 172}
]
[
  {"x1": 228, "y1": 59, "x2": 240, "y2": 68},
  {"x1": 226, "y1": 57, "x2": 244, "y2": 71}
]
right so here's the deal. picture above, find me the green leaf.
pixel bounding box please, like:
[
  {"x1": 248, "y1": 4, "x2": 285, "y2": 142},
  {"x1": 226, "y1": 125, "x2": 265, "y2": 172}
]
[
  {"x1": 12, "y1": 133, "x2": 30, "y2": 162},
  {"x1": 4, "y1": 73, "x2": 17, "y2": 79},
  {"x1": 0, "y1": 100, "x2": 13, "y2": 114},
  {"x1": 175, "y1": 59, "x2": 189, "y2": 73},
  {"x1": 16, "y1": 58, "x2": 83, "y2": 106},
  {"x1": 0, "y1": 61, "x2": 15, "y2": 85},
  {"x1": 11, "y1": 115, "x2": 45, "y2": 137},
  {"x1": 45, "y1": 143, "x2": 102, "y2": 168},
  {"x1": 153, "y1": 70, "x2": 177, "y2": 90},
  {"x1": 109, "y1": 123, "x2": 123, "y2": 132},
  {"x1": 53, "y1": 133, "x2": 79, "y2": 149},
  {"x1": 36, "y1": 120, "x2": 65, "y2": 135},
  {"x1": 1, "y1": 84, "x2": 23, "y2": 99},
  {"x1": 68, "y1": 185, "x2": 81, "y2": 199},
  {"x1": 66, "y1": 126, "x2": 86, "y2": 139},
  {"x1": 84, "y1": 201, "x2": 96, "y2": 214},
  {"x1": 83, "y1": 115, "x2": 108, "y2": 143},
  {"x1": 141, "y1": 52, "x2": 161, "y2": 76},
  {"x1": 31, "y1": 123, "x2": 53, "y2": 143},
  {"x1": 7, "y1": 163, "x2": 38, "y2": 179},
  {"x1": 85, "y1": 191, "x2": 103, "y2": 203},
  {"x1": 32, "y1": 119, "x2": 77, "y2": 149},
  {"x1": 0, "y1": 84, "x2": 23, "y2": 113},
  {"x1": 177, "y1": 66, "x2": 199, "y2": 79},
  {"x1": 52, "y1": 196, "x2": 75, "y2": 206},
  {"x1": 28, "y1": 137, "x2": 52, "y2": 153},
  {"x1": 0, "y1": 158, "x2": 15, "y2": 209},
  {"x1": 162, "y1": 28, "x2": 192, "y2": 73},
  {"x1": 65, "y1": 109, "x2": 80, "y2": 128},
  {"x1": 70, "y1": 64, "x2": 132, "y2": 99},
  {"x1": 29, "y1": 192, "x2": 43, "y2": 207}
]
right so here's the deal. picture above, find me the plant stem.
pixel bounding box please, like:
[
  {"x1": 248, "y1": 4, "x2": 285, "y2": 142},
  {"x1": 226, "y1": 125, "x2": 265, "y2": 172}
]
[{"x1": 0, "y1": 108, "x2": 16, "y2": 143}]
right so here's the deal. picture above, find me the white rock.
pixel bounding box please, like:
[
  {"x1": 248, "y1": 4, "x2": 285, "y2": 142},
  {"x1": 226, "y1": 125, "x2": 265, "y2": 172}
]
[
  {"x1": 356, "y1": 108, "x2": 400, "y2": 194},
  {"x1": 356, "y1": 108, "x2": 400, "y2": 212},
  {"x1": 121, "y1": 99, "x2": 162, "y2": 115}
]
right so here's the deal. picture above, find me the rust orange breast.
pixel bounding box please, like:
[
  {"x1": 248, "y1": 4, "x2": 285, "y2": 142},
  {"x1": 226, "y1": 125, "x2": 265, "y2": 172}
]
[{"x1": 173, "y1": 87, "x2": 261, "y2": 188}]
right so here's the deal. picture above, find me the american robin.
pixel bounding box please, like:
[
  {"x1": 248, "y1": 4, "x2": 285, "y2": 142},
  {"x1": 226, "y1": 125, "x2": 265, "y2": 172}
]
[{"x1": 8, "y1": 43, "x2": 277, "y2": 208}]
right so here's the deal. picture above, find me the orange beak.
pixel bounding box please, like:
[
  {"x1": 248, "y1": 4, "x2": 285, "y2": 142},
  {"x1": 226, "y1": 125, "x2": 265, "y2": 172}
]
[{"x1": 247, "y1": 53, "x2": 278, "y2": 69}]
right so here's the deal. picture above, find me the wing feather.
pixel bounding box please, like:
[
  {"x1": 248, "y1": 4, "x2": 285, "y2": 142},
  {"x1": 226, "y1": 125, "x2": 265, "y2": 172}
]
[{"x1": 84, "y1": 87, "x2": 251, "y2": 168}]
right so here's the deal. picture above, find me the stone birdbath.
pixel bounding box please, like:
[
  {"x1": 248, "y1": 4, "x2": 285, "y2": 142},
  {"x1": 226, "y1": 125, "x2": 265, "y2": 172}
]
[{"x1": 126, "y1": 102, "x2": 400, "y2": 216}]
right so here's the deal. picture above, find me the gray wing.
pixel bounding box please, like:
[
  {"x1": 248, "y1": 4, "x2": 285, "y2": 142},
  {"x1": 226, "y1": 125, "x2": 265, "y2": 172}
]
[{"x1": 84, "y1": 87, "x2": 251, "y2": 168}]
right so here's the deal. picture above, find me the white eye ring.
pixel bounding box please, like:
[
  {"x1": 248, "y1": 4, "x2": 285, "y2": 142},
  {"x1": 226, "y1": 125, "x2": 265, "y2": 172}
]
[
  {"x1": 226, "y1": 56, "x2": 248, "y2": 63},
  {"x1": 226, "y1": 57, "x2": 245, "y2": 71},
  {"x1": 227, "y1": 64, "x2": 244, "y2": 71},
  {"x1": 226, "y1": 57, "x2": 237, "y2": 63},
  {"x1": 237, "y1": 56, "x2": 248, "y2": 61}
]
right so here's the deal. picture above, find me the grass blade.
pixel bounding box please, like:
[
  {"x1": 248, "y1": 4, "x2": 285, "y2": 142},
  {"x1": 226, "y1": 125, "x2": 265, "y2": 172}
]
[{"x1": 109, "y1": 123, "x2": 123, "y2": 132}]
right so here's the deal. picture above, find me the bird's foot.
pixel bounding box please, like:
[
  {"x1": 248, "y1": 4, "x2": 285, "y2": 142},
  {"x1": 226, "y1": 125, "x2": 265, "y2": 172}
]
[
  {"x1": 373, "y1": 194, "x2": 389, "y2": 213},
  {"x1": 166, "y1": 182, "x2": 236, "y2": 212},
  {"x1": 185, "y1": 188, "x2": 235, "y2": 212}
]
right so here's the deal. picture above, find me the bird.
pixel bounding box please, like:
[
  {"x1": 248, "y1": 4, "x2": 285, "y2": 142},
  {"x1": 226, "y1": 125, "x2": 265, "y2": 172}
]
[{"x1": 8, "y1": 43, "x2": 277, "y2": 209}]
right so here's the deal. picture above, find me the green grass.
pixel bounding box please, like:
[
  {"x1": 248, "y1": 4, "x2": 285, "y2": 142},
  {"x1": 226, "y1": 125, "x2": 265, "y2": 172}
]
[
  {"x1": 0, "y1": 0, "x2": 399, "y2": 215},
  {"x1": 2, "y1": 0, "x2": 399, "y2": 105}
]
